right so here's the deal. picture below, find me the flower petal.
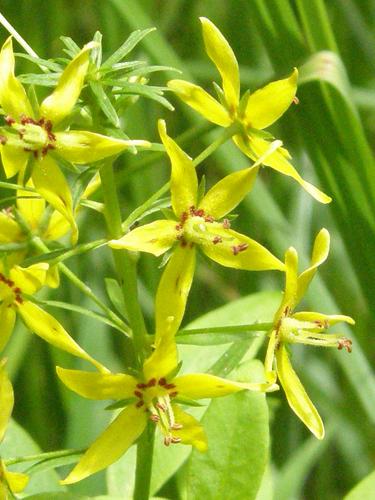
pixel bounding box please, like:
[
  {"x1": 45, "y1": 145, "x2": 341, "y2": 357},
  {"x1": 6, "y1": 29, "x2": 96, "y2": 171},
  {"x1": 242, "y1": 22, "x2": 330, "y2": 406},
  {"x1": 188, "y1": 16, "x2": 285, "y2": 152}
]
[
  {"x1": 0, "y1": 37, "x2": 33, "y2": 119},
  {"x1": 0, "y1": 302, "x2": 16, "y2": 353},
  {"x1": 201, "y1": 224, "x2": 285, "y2": 271},
  {"x1": 171, "y1": 405, "x2": 207, "y2": 452},
  {"x1": 55, "y1": 131, "x2": 149, "y2": 164},
  {"x1": 144, "y1": 245, "x2": 195, "y2": 381},
  {"x1": 10, "y1": 263, "x2": 48, "y2": 294},
  {"x1": 61, "y1": 405, "x2": 147, "y2": 484},
  {"x1": 0, "y1": 360, "x2": 14, "y2": 442},
  {"x1": 167, "y1": 80, "x2": 231, "y2": 127},
  {"x1": 276, "y1": 247, "x2": 299, "y2": 314},
  {"x1": 296, "y1": 228, "x2": 330, "y2": 304},
  {"x1": 0, "y1": 145, "x2": 29, "y2": 178},
  {"x1": 32, "y1": 156, "x2": 78, "y2": 244},
  {"x1": 17, "y1": 180, "x2": 45, "y2": 231},
  {"x1": 43, "y1": 211, "x2": 70, "y2": 241},
  {"x1": 244, "y1": 69, "x2": 298, "y2": 129},
  {"x1": 174, "y1": 373, "x2": 250, "y2": 399},
  {"x1": 109, "y1": 220, "x2": 177, "y2": 256},
  {"x1": 158, "y1": 120, "x2": 198, "y2": 217},
  {"x1": 200, "y1": 17, "x2": 240, "y2": 111},
  {"x1": 56, "y1": 367, "x2": 137, "y2": 400},
  {"x1": 264, "y1": 330, "x2": 278, "y2": 385},
  {"x1": 0, "y1": 212, "x2": 22, "y2": 243},
  {"x1": 199, "y1": 163, "x2": 260, "y2": 219},
  {"x1": 4, "y1": 469, "x2": 29, "y2": 493},
  {"x1": 40, "y1": 42, "x2": 94, "y2": 125},
  {"x1": 234, "y1": 134, "x2": 332, "y2": 204},
  {"x1": 292, "y1": 311, "x2": 355, "y2": 326},
  {"x1": 276, "y1": 344, "x2": 324, "y2": 439},
  {"x1": 18, "y1": 301, "x2": 107, "y2": 372},
  {"x1": 155, "y1": 244, "x2": 196, "y2": 341}
]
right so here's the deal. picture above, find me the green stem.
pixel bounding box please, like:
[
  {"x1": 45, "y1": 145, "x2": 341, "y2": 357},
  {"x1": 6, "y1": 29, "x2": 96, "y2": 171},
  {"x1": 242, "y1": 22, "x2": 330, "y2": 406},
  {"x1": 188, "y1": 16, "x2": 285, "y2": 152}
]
[
  {"x1": 99, "y1": 160, "x2": 148, "y2": 367},
  {"x1": 4, "y1": 448, "x2": 85, "y2": 466},
  {"x1": 31, "y1": 237, "x2": 130, "y2": 335},
  {"x1": 123, "y1": 124, "x2": 239, "y2": 230},
  {"x1": 134, "y1": 423, "x2": 155, "y2": 500},
  {"x1": 177, "y1": 322, "x2": 273, "y2": 336}
]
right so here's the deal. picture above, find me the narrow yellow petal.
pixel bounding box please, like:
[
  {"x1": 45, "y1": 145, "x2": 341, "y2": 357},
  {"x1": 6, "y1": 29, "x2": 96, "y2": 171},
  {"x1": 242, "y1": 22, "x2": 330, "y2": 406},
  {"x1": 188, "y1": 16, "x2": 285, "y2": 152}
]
[
  {"x1": 200, "y1": 17, "x2": 240, "y2": 111},
  {"x1": 61, "y1": 406, "x2": 147, "y2": 484},
  {"x1": 31, "y1": 156, "x2": 78, "y2": 245},
  {"x1": 171, "y1": 405, "x2": 207, "y2": 452},
  {"x1": 174, "y1": 373, "x2": 248, "y2": 399},
  {"x1": 276, "y1": 344, "x2": 325, "y2": 439},
  {"x1": 199, "y1": 163, "x2": 260, "y2": 219},
  {"x1": 18, "y1": 301, "x2": 106, "y2": 372},
  {"x1": 55, "y1": 131, "x2": 149, "y2": 164},
  {"x1": 0, "y1": 360, "x2": 14, "y2": 442},
  {"x1": 158, "y1": 120, "x2": 198, "y2": 217},
  {"x1": 17, "y1": 179, "x2": 45, "y2": 231},
  {"x1": 10, "y1": 263, "x2": 48, "y2": 295},
  {"x1": 277, "y1": 247, "x2": 299, "y2": 313},
  {"x1": 244, "y1": 69, "x2": 298, "y2": 129},
  {"x1": 0, "y1": 37, "x2": 33, "y2": 119},
  {"x1": 4, "y1": 469, "x2": 29, "y2": 493},
  {"x1": 0, "y1": 212, "x2": 22, "y2": 243},
  {"x1": 167, "y1": 80, "x2": 231, "y2": 126},
  {"x1": 296, "y1": 228, "x2": 330, "y2": 304},
  {"x1": 40, "y1": 42, "x2": 94, "y2": 125},
  {"x1": 264, "y1": 329, "x2": 278, "y2": 385},
  {"x1": 0, "y1": 145, "x2": 29, "y2": 178},
  {"x1": 142, "y1": 335, "x2": 178, "y2": 382},
  {"x1": 43, "y1": 211, "x2": 70, "y2": 241},
  {"x1": 56, "y1": 367, "x2": 137, "y2": 400},
  {"x1": 45, "y1": 265, "x2": 60, "y2": 288},
  {"x1": 292, "y1": 311, "x2": 355, "y2": 326},
  {"x1": 109, "y1": 220, "x2": 177, "y2": 256},
  {"x1": 0, "y1": 303, "x2": 16, "y2": 353},
  {"x1": 155, "y1": 244, "x2": 196, "y2": 342},
  {"x1": 235, "y1": 134, "x2": 332, "y2": 204},
  {"x1": 201, "y1": 225, "x2": 285, "y2": 271}
]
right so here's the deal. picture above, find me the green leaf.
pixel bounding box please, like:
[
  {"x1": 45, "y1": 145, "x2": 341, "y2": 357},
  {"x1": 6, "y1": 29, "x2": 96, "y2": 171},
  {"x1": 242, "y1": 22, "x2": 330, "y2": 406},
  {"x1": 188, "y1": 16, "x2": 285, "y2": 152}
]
[
  {"x1": 89, "y1": 81, "x2": 120, "y2": 128},
  {"x1": 344, "y1": 470, "x2": 375, "y2": 500},
  {"x1": 104, "y1": 278, "x2": 128, "y2": 319},
  {"x1": 59, "y1": 36, "x2": 81, "y2": 57},
  {"x1": 112, "y1": 83, "x2": 174, "y2": 110},
  {"x1": 185, "y1": 360, "x2": 269, "y2": 500},
  {"x1": 102, "y1": 28, "x2": 156, "y2": 68}
]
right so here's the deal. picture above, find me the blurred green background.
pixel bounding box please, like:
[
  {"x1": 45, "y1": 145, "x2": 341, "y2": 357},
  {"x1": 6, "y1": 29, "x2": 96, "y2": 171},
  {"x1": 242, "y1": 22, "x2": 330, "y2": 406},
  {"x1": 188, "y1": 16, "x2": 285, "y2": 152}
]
[{"x1": 0, "y1": 0, "x2": 374, "y2": 498}]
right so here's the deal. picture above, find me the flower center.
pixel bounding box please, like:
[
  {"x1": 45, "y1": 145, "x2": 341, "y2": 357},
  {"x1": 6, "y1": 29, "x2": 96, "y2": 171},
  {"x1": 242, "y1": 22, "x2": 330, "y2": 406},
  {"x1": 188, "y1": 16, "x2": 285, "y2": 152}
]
[
  {"x1": 5, "y1": 115, "x2": 56, "y2": 157},
  {"x1": 0, "y1": 272, "x2": 23, "y2": 304},
  {"x1": 134, "y1": 377, "x2": 182, "y2": 446}
]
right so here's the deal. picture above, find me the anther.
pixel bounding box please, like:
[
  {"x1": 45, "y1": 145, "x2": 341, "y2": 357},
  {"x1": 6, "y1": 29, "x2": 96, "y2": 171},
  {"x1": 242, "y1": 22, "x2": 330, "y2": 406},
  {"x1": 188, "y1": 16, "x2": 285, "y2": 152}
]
[
  {"x1": 147, "y1": 378, "x2": 157, "y2": 387},
  {"x1": 232, "y1": 243, "x2": 248, "y2": 255},
  {"x1": 134, "y1": 390, "x2": 143, "y2": 398},
  {"x1": 149, "y1": 414, "x2": 160, "y2": 422},
  {"x1": 338, "y1": 338, "x2": 352, "y2": 353},
  {"x1": 169, "y1": 391, "x2": 178, "y2": 398},
  {"x1": 165, "y1": 383, "x2": 176, "y2": 390},
  {"x1": 293, "y1": 96, "x2": 300, "y2": 105},
  {"x1": 158, "y1": 378, "x2": 167, "y2": 386},
  {"x1": 136, "y1": 383, "x2": 147, "y2": 389},
  {"x1": 212, "y1": 236, "x2": 222, "y2": 244},
  {"x1": 5, "y1": 116, "x2": 15, "y2": 126},
  {"x1": 171, "y1": 423, "x2": 183, "y2": 430},
  {"x1": 156, "y1": 402, "x2": 166, "y2": 411},
  {"x1": 136, "y1": 400, "x2": 144, "y2": 408},
  {"x1": 0, "y1": 135, "x2": 7, "y2": 144},
  {"x1": 164, "y1": 436, "x2": 172, "y2": 446},
  {"x1": 222, "y1": 219, "x2": 231, "y2": 229},
  {"x1": 171, "y1": 437, "x2": 182, "y2": 444}
]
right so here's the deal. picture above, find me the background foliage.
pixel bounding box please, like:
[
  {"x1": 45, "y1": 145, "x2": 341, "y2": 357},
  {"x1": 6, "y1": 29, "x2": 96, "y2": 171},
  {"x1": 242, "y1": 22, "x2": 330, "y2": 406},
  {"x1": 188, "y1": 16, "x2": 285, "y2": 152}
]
[{"x1": 0, "y1": 0, "x2": 374, "y2": 498}]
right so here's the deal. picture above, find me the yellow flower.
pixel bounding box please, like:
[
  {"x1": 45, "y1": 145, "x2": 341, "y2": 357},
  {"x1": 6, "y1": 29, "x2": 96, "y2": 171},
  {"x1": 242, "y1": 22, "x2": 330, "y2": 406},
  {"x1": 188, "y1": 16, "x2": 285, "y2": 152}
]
[
  {"x1": 264, "y1": 229, "x2": 354, "y2": 439},
  {"x1": 168, "y1": 17, "x2": 331, "y2": 204},
  {"x1": 0, "y1": 261, "x2": 105, "y2": 371},
  {"x1": 109, "y1": 119, "x2": 284, "y2": 337},
  {"x1": 0, "y1": 172, "x2": 101, "y2": 287},
  {"x1": 0, "y1": 360, "x2": 29, "y2": 498},
  {"x1": 57, "y1": 322, "x2": 275, "y2": 484},
  {"x1": 0, "y1": 38, "x2": 149, "y2": 243}
]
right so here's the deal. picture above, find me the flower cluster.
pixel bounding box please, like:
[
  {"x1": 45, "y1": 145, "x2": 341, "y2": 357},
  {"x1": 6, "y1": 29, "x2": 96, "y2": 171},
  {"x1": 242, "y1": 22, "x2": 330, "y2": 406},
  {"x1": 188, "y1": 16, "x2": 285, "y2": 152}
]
[{"x1": 0, "y1": 16, "x2": 353, "y2": 494}]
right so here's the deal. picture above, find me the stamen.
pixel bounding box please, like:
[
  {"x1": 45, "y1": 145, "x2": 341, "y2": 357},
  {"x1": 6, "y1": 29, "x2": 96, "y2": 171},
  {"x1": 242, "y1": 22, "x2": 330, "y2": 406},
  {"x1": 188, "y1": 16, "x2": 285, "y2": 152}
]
[
  {"x1": 293, "y1": 96, "x2": 300, "y2": 105},
  {"x1": 222, "y1": 219, "x2": 231, "y2": 229},
  {"x1": 171, "y1": 423, "x2": 183, "y2": 430},
  {"x1": 232, "y1": 243, "x2": 248, "y2": 255},
  {"x1": 134, "y1": 390, "x2": 143, "y2": 398},
  {"x1": 136, "y1": 382, "x2": 147, "y2": 389},
  {"x1": 164, "y1": 383, "x2": 176, "y2": 390},
  {"x1": 136, "y1": 400, "x2": 144, "y2": 408},
  {"x1": 158, "y1": 378, "x2": 167, "y2": 386},
  {"x1": 171, "y1": 437, "x2": 182, "y2": 444},
  {"x1": 212, "y1": 236, "x2": 222, "y2": 244},
  {"x1": 338, "y1": 338, "x2": 352, "y2": 353},
  {"x1": 164, "y1": 436, "x2": 172, "y2": 446},
  {"x1": 149, "y1": 414, "x2": 160, "y2": 422},
  {"x1": 147, "y1": 378, "x2": 157, "y2": 387}
]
